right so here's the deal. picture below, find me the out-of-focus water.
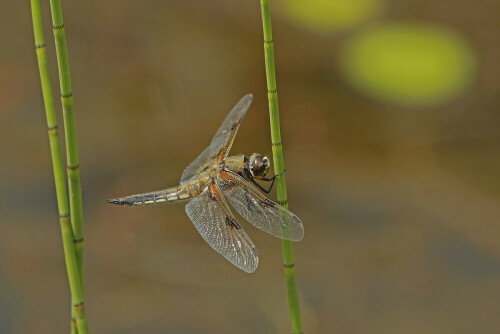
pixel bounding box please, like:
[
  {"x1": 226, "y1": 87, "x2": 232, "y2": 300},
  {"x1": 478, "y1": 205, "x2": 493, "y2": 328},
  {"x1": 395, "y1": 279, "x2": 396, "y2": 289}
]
[{"x1": 1, "y1": 1, "x2": 499, "y2": 333}]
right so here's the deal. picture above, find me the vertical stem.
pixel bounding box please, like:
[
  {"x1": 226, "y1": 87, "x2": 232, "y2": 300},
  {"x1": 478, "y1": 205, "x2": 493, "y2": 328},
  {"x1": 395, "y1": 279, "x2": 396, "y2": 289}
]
[
  {"x1": 48, "y1": 0, "x2": 85, "y2": 297},
  {"x1": 30, "y1": 1, "x2": 88, "y2": 333},
  {"x1": 259, "y1": 1, "x2": 303, "y2": 333}
]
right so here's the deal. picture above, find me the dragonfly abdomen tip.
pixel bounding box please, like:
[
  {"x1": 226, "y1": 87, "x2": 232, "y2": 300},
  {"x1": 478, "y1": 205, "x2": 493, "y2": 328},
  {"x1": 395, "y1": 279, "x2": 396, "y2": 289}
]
[{"x1": 107, "y1": 198, "x2": 124, "y2": 205}]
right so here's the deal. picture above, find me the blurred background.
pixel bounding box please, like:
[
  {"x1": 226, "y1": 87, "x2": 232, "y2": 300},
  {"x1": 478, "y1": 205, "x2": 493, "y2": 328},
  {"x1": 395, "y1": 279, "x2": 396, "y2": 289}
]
[{"x1": 1, "y1": 0, "x2": 499, "y2": 333}]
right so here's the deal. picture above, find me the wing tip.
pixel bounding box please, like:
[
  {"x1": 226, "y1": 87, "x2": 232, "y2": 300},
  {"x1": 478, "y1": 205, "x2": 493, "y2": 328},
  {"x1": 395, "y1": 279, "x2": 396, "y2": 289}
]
[
  {"x1": 294, "y1": 219, "x2": 305, "y2": 241},
  {"x1": 241, "y1": 93, "x2": 253, "y2": 103},
  {"x1": 244, "y1": 248, "x2": 259, "y2": 273},
  {"x1": 294, "y1": 231, "x2": 305, "y2": 242},
  {"x1": 281, "y1": 223, "x2": 305, "y2": 242}
]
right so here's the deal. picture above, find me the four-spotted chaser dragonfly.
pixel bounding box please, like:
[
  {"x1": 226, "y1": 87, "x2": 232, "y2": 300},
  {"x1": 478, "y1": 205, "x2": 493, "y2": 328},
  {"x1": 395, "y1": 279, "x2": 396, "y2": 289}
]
[{"x1": 108, "y1": 94, "x2": 304, "y2": 272}]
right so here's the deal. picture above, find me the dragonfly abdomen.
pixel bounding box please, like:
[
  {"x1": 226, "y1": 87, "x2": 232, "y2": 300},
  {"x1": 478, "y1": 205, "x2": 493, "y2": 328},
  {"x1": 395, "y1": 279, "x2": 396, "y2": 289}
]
[
  {"x1": 107, "y1": 190, "x2": 170, "y2": 206},
  {"x1": 108, "y1": 181, "x2": 207, "y2": 206}
]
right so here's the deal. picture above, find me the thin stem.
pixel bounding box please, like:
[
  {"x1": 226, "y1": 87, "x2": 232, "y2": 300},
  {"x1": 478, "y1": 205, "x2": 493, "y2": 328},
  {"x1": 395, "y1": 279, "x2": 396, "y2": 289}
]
[
  {"x1": 259, "y1": 1, "x2": 303, "y2": 333},
  {"x1": 48, "y1": 0, "x2": 85, "y2": 299},
  {"x1": 30, "y1": 1, "x2": 88, "y2": 333}
]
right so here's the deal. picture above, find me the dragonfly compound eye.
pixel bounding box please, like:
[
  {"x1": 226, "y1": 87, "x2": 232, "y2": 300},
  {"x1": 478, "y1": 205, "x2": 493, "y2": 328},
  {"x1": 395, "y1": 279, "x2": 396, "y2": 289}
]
[{"x1": 251, "y1": 153, "x2": 270, "y2": 178}]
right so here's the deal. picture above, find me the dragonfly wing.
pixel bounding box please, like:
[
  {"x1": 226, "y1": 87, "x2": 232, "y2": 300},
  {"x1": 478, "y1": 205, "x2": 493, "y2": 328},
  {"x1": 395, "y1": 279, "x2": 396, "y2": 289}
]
[
  {"x1": 180, "y1": 145, "x2": 211, "y2": 184},
  {"x1": 180, "y1": 94, "x2": 253, "y2": 184},
  {"x1": 218, "y1": 171, "x2": 304, "y2": 241},
  {"x1": 209, "y1": 94, "x2": 253, "y2": 161},
  {"x1": 185, "y1": 180, "x2": 259, "y2": 273}
]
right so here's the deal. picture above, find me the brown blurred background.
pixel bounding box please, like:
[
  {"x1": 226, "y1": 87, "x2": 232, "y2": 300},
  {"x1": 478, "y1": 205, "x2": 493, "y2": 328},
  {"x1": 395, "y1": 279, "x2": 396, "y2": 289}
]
[{"x1": 1, "y1": 0, "x2": 499, "y2": 333}]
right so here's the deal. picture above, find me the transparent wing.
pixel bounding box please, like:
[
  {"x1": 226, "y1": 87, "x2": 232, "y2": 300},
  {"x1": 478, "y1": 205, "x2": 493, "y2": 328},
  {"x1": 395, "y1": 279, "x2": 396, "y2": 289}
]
[
  {"x1": 209, "y1": 94, "x2": 253, "y2": 161},
  {"x1": 180, "y1": 146, "x2": 211, "y2": 184},
  {"x1": 185, "y1": 181, "x2": 259, "y2": 273},
  {"x1": 180, "y1": 94, "x2": 253, "y2": 184},
  {"x1": 218, "y1": 171, "x2": 304, "y2": 241}
]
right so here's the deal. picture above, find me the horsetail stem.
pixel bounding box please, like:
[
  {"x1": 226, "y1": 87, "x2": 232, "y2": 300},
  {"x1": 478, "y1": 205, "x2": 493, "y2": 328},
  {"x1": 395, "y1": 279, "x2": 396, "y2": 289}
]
[
  {"x1": 31, "y1": 0, "x2": 89, "y2": 333},
  {"x1": 48, "y1": 0, "x2": 85, "y2": 287},
  {"x1": 47, "y1": 0, "x2": 86, "y2": 297},
  {"x1": 259, "y1": 1, "x2": 303, "y2": 333}
]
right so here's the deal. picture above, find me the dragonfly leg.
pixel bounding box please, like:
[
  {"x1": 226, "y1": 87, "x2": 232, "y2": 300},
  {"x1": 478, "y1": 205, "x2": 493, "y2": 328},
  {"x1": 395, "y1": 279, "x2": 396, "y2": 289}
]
[
  {"x1": 252, "y1": 169, "x2": 285, "y2": 194},
  {"x1": 260, "y1": 169, "x2": 285, "y2": 182},
  {"x1": 240, "y1": 167, "x2": 285, "y2": 194},
  {"x1": 250, "y1": 177, "x2": 273, "y2": 194}
]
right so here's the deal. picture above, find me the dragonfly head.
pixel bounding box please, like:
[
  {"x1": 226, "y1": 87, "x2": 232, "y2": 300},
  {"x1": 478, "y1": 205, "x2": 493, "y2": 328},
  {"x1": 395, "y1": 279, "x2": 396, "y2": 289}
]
[{"x1": 249, "y1": 153, "x2": 270, "y2": 179}]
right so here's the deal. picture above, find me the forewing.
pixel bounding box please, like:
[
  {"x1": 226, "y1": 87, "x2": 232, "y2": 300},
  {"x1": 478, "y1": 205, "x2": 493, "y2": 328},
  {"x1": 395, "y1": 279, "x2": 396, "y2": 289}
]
[
  {"x1": 180, "y1": 94, "x2": 253, "y2": 184},
  {"x1": 185, "y1": 181, "x2": 259, "y2": 273},
  {"x1": 219, "y1": 171, "x2": 304, "y2": 241},
  {"x1": 209, "y1": 94, "x2": 253, "y2": 161}
]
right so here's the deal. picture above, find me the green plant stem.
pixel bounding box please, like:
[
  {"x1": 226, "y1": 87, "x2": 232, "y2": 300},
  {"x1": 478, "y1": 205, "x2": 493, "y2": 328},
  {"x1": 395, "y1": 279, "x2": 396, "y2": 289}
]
[
  {"x1": 30, "y1": 1, "x2": 88, "y2": 334},
  {"x1": 48, "y1": 0, "x2": 85, "y2": 298},
  {"x1": 259, "y1": 1, "x2": 303, "y2": 333}
]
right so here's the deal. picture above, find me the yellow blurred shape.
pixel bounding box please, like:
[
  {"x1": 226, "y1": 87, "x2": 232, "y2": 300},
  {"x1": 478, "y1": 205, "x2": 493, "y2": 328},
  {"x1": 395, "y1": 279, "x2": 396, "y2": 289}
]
[
  {"x1": 339, "y1": 22, "x2": 477, "y2": 106},
  {"x1": 279, "y1": 0, "x2": 384, "y2": 31}
]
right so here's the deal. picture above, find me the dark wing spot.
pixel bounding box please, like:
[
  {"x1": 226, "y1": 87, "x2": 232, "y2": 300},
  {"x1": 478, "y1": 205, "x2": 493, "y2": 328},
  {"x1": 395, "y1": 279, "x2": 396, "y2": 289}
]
[
  {"x1": 260, "y1": 198, "x2": 276, "y2": 208},
  {"x1": 230, "y1": 117, "x2": 243, "y2": 130},
  {"x1": 225, "y1": 216, "x2": 241, "y2": 229},
  {"x1": 207, "y1": 187, "x2": 217, "y2": 201}
]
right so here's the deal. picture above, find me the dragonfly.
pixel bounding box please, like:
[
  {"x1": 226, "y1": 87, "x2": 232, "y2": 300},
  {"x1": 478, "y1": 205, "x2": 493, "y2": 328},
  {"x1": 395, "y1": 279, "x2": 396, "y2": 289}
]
[{"x1": 108, "y1": 94, "x2": 304, "y2": 273}]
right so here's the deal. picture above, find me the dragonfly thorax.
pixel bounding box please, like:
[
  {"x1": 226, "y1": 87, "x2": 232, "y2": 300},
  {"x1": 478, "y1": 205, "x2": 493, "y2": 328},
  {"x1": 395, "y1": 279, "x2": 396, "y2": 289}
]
[{"x1": 248, "y1": 153, "x2": 270, "y2": 179}]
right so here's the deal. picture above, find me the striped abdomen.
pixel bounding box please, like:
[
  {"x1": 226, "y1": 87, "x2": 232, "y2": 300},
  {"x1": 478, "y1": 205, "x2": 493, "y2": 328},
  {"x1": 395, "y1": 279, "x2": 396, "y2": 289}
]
[{"x1": 108, "y1": 180, "x2": 207, "y2": 206}]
